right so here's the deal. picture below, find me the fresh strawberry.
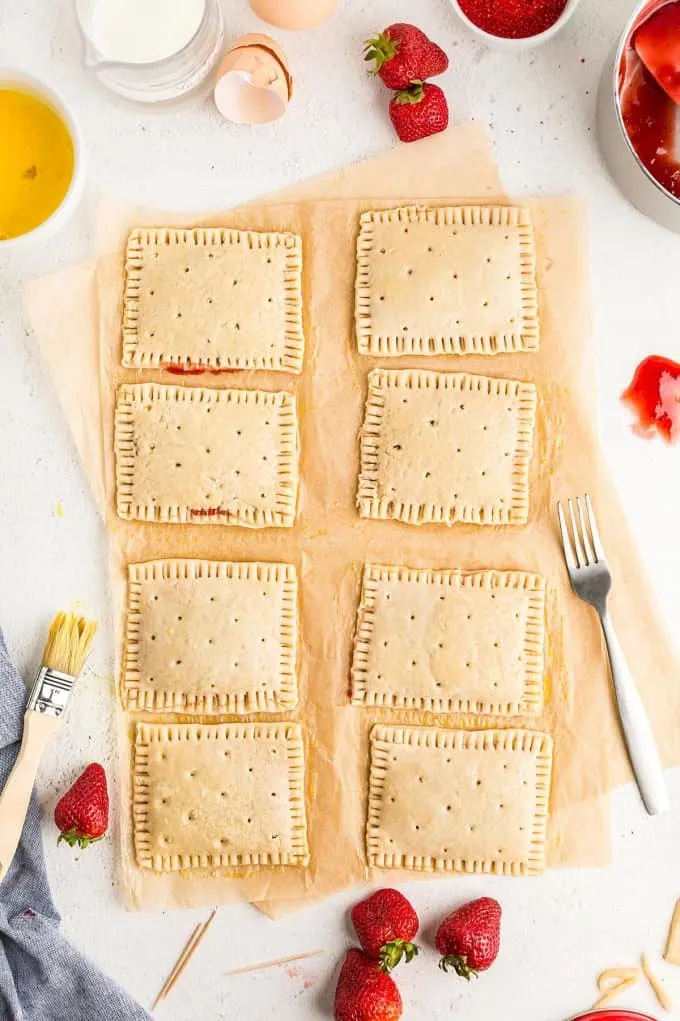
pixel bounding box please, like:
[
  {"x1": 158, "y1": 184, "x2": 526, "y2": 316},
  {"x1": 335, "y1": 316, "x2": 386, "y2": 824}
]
[
  {"x1": 634, "y1": 4, "x2": 680, "y2": 105},
  {"x1": 389, "y1": 82, "x2": 449, "y2": 143},
  {"x1": 364, "y1": 23, "x2": 449, "y2": 90},
  {"x1": 334, "y1": 949, "x2": 402, "y2": 1021},
  {"x1": 54, "y1": 763, "x2": 109, "y2": 849},
  {"x1": 435, "y1": 897, "x2": 502, "y2": 979},
  {"x1": 351, "y1": 889, "x2": 419, "y2": 973}
]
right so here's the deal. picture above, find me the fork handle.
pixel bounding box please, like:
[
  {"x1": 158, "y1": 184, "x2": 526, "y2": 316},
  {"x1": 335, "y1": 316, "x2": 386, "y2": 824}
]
[{"x1": 600, "y1": 612, "x2": 669, "y2": 816}]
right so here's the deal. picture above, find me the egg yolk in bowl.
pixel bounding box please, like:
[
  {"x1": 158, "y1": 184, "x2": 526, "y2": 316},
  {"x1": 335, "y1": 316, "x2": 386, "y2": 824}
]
[{"x1": 0, "y1": 86, "x2": 74, "y2": 242}]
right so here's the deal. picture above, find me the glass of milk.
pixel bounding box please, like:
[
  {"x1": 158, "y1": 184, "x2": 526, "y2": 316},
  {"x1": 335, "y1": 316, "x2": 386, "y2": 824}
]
[{"x1": 75, "y1": 0, "x2": 224, "y2": 104}]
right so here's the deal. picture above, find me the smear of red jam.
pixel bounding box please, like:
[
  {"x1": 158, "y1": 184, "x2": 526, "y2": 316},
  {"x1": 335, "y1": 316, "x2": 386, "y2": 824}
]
[
  {"x1": 163, "y1": 364, "x2": 239, "y2": 376},
  {"x1": 190, "y1": 507, "x2": 227, "y2": 517},
  {"x1": 621, "y1": 354, "x2": 680, "y2": 442},
  {"x1": 619, "y1": 1, "x2": 680, "y2": 198}
]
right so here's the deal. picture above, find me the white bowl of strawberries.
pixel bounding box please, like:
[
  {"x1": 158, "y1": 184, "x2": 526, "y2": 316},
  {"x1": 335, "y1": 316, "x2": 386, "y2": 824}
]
[{"x1": 364, "y1": 23, "x2": 450, "y2": 143}]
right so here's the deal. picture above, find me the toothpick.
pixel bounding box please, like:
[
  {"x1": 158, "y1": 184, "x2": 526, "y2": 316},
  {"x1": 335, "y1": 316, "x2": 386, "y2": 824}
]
[
  {"x1": 226, "y1": 949, "x2": 325, "y2": 976},
  {"x1": 151, "y1": 910, "x2": 217, "y2": 1011}
]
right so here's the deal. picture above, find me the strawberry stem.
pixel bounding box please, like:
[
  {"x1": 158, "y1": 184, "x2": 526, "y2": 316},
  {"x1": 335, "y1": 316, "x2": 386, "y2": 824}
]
[
  {"x1": 57, "y1": 828, "x2": 104, "y2": 850},
  {"x1": 378, "y1": 939, "x2": 419, "y2": 973},
  {"x1": 439, "y1": 954, "x2": 478, "y2": 980},
  {"x1": 393, "y1": 81, "x2": 425, "y2": 105},
  {"x1": 363, "y1": 32, "x2": 399, "y2": 75}
]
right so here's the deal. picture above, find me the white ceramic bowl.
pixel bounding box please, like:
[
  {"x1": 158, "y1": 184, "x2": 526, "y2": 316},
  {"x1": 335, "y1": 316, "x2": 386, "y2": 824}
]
[
  {"x1": 449, "y1": 0, "x2": 582, "y2": 51},
  {"x1": 0, "y1": 68, "x2": 84, "y2": 252}
]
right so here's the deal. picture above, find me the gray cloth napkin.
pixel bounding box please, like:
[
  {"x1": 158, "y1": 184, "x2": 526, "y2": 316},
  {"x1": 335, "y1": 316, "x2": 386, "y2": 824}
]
[{"x1": 0, "y1": 628, "x2": 151, "y2": 1021}]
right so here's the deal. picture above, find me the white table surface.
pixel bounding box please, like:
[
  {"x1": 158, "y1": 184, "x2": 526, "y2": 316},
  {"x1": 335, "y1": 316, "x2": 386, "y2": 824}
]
[{"x1": 2, "y1": 1, "x2": 680, "y2": 1018}]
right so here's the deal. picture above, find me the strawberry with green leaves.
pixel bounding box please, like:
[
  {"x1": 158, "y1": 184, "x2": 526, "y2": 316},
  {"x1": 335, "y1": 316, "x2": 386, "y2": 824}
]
[
  {"x1": 436, "y1": 897, "x2": 502, "y2": 979},
  {"x1": 389, "y1": 81, "x2": 449, "y2": 143},
  {"x1": 351, "y1": 888, "x2": 419, "y2": 973},
  {"x1": 54, "y1": 763, "x2": 109, "y2": 849},
  {"x1": 334, "y1": 948, "x2": 402, "y2": 1021},
  {"x1": 364, "y1": 24, "x2": 449, "y2": 90}
]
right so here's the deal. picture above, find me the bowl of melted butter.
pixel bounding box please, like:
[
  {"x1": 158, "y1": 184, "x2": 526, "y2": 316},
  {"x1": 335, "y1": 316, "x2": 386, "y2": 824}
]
[{"x1": 0, "y1": 70, "x2": 83, "y2": 249}]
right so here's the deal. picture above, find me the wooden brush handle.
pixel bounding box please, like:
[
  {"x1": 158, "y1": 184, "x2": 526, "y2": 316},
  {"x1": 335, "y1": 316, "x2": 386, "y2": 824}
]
[{"x1": 0, "y1": 711, "x2": 60, "y2": 882}]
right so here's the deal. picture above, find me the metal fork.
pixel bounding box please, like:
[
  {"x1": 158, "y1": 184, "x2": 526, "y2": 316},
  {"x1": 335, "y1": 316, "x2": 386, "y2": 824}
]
[{"x1": 557, "y1": 494, "x2": 669, "y2": 816}]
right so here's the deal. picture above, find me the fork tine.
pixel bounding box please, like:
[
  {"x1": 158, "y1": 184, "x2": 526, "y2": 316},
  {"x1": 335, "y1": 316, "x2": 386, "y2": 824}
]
[
  {"x1": 557, "y1": 502, "x2": 578, "y2": 572},
  {"x1": 576, "y1": 497, "x2": 595, "y2": 565},
  {"x1": 567, "y1": 499, "x2": 586, "y2": 568},
  {"x1": 585, "y1": 494, "x2": 605, "y2": 562}
]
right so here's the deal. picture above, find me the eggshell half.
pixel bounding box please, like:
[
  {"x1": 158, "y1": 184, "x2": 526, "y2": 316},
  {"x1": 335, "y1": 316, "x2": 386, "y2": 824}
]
[{"x1": 214, "y1": 35, "x2": 293, "y2": 124}]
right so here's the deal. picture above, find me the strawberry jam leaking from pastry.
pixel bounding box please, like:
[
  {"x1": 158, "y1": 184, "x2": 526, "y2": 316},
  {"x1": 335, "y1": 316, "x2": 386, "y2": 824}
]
[
  {"x1": 162, "y1": 364, "x2": 240, "y2": 375},
  {"x1": 621, "y1": 355, "x2": 680, "y2": 442}
]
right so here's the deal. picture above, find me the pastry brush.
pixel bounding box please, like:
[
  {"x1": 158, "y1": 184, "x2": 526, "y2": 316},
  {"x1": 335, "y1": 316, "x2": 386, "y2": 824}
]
[{"x1": 0, "y1": 612, "x2": 97, "y2": 882}]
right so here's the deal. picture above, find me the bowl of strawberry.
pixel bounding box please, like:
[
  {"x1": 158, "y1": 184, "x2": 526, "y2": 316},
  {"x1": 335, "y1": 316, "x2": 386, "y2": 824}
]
[{"x1": 449, "y1": 0, "x2": 583, "y2": 50}]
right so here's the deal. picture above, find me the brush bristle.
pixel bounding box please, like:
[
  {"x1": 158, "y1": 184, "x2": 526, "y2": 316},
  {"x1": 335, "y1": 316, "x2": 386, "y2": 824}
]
[{"x1": 42, "y1": 612, "x2": 97, "y2": 675}]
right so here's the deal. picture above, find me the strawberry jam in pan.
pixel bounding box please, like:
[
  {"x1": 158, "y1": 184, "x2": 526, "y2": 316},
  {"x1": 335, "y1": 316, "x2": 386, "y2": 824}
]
[
  {"x1": 597, "y1": 0, "x2": 680, "y2": 231},
  {"x1": 619, "y1": 0, "x2": 680, "y2": 199}
]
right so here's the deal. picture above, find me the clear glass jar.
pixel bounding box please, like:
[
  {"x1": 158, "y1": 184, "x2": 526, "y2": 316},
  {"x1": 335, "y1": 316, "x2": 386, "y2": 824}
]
[{"x1": 75, "y1": 0, "x2": 225, "y2": 105}]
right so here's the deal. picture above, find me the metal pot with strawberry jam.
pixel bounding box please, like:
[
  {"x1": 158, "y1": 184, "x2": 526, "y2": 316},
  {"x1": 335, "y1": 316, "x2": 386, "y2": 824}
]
[{"x1": 598, "y1": 0, "x2": 680, "y2": 232}]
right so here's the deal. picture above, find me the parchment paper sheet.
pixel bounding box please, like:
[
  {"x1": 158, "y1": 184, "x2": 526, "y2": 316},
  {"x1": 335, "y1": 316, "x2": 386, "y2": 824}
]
[{"x1": 26, "y1": 125, "x2": 680, "y2": 914}]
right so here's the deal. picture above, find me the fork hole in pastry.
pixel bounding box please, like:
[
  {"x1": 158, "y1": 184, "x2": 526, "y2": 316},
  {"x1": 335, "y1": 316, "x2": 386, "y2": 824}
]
[
  {"x1": 150, "y1": 634, "x2": 156, "y2": 641},
  {"x1": 407, "y1": 268, "x2": 413, "y2": 276},
  {"x1": 184, "y1": 267, "x2": 190, "y2": 273}
]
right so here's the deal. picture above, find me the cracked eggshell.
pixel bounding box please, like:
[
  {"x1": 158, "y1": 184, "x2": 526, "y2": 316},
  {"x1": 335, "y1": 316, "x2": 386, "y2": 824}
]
[{"x1": 214, "y1": 34, "x2": 292, "y2": 125}]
